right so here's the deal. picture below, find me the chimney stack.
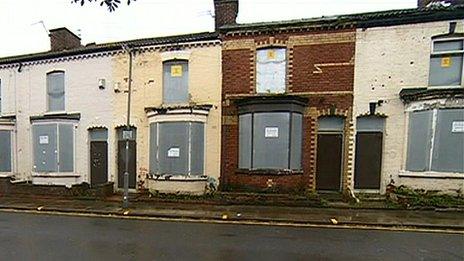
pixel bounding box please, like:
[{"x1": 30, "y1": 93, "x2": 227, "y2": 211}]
[
  {"x1": 213, "y1": 0, "x2": 239, "y2": 31},
  {"x1": 49, "y1": 27, "x2": 81, "y2": 52},
  {"x1": 418, "y1": 0, "x2": 464, "y2": 7}
]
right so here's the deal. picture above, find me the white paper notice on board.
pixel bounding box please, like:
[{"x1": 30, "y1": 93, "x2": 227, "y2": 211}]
[
  {"x1": 167, "y1": 147, "x2": 180, "y2": 157},
  {"x1": 265, "y1": 127, "x2": 279, "y2": 138},
  {"x1": 39, "y1": 135, "x2": 49, "y2": 144},
  {"x1": 452, "y1": 121, "x2": 464, "y2": 133}
]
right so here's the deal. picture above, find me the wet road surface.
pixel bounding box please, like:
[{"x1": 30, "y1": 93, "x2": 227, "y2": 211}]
[{"x1": 0, "y1": 211, "x2": 462, "y2": 261}]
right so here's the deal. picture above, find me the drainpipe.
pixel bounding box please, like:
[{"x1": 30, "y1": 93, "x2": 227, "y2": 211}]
[{"x1": 121, "y1": 44, "x2": 133, "y2": 209}]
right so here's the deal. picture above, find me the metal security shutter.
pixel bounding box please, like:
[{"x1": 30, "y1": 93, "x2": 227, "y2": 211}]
[
  {"x1": 238, "y1": 114, "x2": 252, "y2": 169},
  {"x1": 256, "y1": 48, "x2": 286, "y2": 93},
  {"x1": 253, "y1": 112, "x2": 290, "y2": 169},
  {"x1": 432, "y1": 109, "x2": 464, "y2": 173},
  {"x1": 158, "y1": 122, "x2": 189, "y2": 175},
  {"x1": 47, "y1": 72, "x2": 65, "y2": 111},
  {"x1": 58, "y1": 124, "x2": 74, "y2": 172},
  {"x1": 290, "y1": 113, "x2": 303, "y2": 170},
  {"x1": 190, "y1": 122, "x2": 205, "y2": 176},
  {"x1": 33, "y1": 124, "x2": 58, "y2": 172},
  {"x1": 0, "y1": 130, "x2": 12, "y2": 172},
  {"x1": 163, "y1": 61, "x2": 189, "y2": 104},
  {"x1": 406, "y1": 110, "x2": 433, "y2": 171},
  {"x1": 149, "y1": 123, "x2": 158, "y2": 175}
]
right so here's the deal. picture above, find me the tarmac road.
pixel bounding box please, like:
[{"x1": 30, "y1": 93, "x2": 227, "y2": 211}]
[{"x1": 0, "y1": 211, "x2": 462, "y2": 261}]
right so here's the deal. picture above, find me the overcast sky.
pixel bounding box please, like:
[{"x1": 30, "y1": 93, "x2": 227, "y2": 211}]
[{"x1": 0, "y1": 0, "x2": 417, "y2": 57}]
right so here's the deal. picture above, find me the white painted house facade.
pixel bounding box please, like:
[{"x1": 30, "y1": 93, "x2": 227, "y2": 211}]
[
  {"x1": 0, "y1": 28, "x2": 116, "y2": 187},
  {"x1": 353, "y1": 18, "x2": 464, "y2": 195}
]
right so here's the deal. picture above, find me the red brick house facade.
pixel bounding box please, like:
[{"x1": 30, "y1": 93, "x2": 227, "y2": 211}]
[{"x1": 217, "y1": 2, "x2": 356, "y2": 193}]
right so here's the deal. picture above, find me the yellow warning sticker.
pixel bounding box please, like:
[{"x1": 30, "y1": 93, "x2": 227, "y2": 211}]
[
  {"x1": 441, "y1": 57, "x2": 452, "y2": 68},
  {"x1": 171, "y1": 65, "x2": 183, "y2": 77},
  {"x1": 267, "y1": 49, "x2": 276, "y2": 60}
]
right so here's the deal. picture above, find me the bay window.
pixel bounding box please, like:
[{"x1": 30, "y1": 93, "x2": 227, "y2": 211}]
[
  {"x1": 0, "y1": 130, "x2": 12, "y2": 172},
  {"x1": 32, "y1": 123, "x2": 74, "y2": 173},
  {"x1": 149, "y1": 121, "x2": 204, "y2": 176},
  {"x1": 238, "y1": 100, "x2": 304, "y2": 170},
  {"x1": 406, "y1": 108, "x2": 464, "y2": 173}
]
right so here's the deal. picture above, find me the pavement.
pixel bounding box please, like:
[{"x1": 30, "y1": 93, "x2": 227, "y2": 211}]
[
  {"x1": 1, "y1": 211, "x2": 463, "y2": 261},
  {"x1": 0, "y1": 195, "x2": 463, "y2": 232}
]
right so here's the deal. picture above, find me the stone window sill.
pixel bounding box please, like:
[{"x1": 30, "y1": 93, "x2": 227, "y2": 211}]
[
  {"x1": 32, "y1": 173, "x2": 80, "y2": 178},
  {"x1": 399, "y1": 170, "x2": 464, "y2": 179},
  {"x1": 236, "y1": 168, "x2": 303, "y2": 175}
]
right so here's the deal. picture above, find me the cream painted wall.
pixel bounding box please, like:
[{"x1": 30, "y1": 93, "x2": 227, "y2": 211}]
[
  {"x1": 0, "y1": 55, "x2": 115, "y2": 186},
  {"x1": 353, "y1": 20, "x2": 464, "y2": 194},
  {"x1": 112, "y1": 44, "x2": 222, "y2": 189}
]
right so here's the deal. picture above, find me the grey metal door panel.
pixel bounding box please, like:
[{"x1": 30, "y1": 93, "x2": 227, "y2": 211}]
[
  {"x1": 163, "y1": 61, "x2": 189, "y2": 104},
  {"x1": 33, "y1": 124, "x2": 58, "y2": 172},
  {"x1": 190, "y1": 122, "x2": 205, "y2": 175},
  {"x1": 90, "y1": 141, "x2": 108, "y2": 186},
  {"x1": 316, "y1": 134, "x2": 343, "y2": 191},
  {"x1": 432, "y1": 109, "x2": 464, "y2": 173},
  {"x1": 253, "y1": 112, "x2": 290, "y2": 169},
  {"x1": 158, "y1": 122, "x2": 189, "y2": 175},
  {"x1": 0, "y1": 130, "x2": 12, "y2": 172},
  {"x1": 354, "y1": 132, "x2": 383, "y2": 189}
]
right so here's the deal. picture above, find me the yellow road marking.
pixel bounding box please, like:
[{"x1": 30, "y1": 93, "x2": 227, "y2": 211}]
[{"x1": 0, "y1": 208, "x2": 462, "y2": 235}]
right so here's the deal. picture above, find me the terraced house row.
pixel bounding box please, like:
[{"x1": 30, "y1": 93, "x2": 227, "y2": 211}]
[{"x1": 0, "y1": 0, "x2": 463, "y2": 197}]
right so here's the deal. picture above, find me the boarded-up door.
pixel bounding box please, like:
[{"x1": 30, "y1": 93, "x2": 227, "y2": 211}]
[
  {"x1": 90, "y1": 141, "x2": 108, "y2": 186},
  {"x1": 354, "y1": 133, "x2": 382, "y2": 189},
  {"x1": 117, "y1": 128, "x2": 136, "y2": 189},
  {"x1": 316, "y1": 134, "x2": 343, "y2": 190}
]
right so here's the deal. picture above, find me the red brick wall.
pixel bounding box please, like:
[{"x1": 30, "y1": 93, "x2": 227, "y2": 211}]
[
  {"x1": 292, "y1": 43, "x2": 355, "y2": 92},
  {"x1": 221, "y1": 29, "x2": 355, "y2": 193}
]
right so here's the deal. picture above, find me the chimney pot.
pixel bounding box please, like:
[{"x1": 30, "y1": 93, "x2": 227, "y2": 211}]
[
  {"x1": 213, "y1": 0, "x2": 239, "y2": 31},
  {"x1": 49, "y1": 27, "x2": 81, "y2": 51}
]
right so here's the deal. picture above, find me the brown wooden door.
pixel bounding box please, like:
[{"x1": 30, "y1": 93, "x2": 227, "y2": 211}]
[
  {"x1": 316, "y1": 134, "x2": 343, "y2": 191},
  {"x1": 90, "y1": 141, "x2": 108, "y2": 186},
  {"x1": 354, "y1": 132, "x2": 382, "y2": 189},
  {"x1": 118, "y1": 140, "x2": 136, "y2": 189}
]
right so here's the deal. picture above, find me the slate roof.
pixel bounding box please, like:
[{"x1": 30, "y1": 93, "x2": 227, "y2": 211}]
[
  {"x1": 220, "y1": 5, "x2": 464, "y2": 33},
  {"x1": 0, "y1": 32, "x2": 219, "y2": 66}
]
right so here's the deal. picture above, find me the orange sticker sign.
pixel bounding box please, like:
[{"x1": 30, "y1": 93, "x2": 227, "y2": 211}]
[
  {"x1": 441, "y1": 57, "x2": 452, "y2": 68},
  {"x1": 171, "y1": 65, "x2": 183, "y2": 77},
  {"x1": 267, "y1": 49, "x2": 276, "y2": 60}
]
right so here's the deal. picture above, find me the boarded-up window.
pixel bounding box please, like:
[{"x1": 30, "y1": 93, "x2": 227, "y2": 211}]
[
  {"x1": 149, "y1": 122, "x2": 204, "y2": 176},
  {"x1": 0, "y1": 130, "x2": 12, "y2": 172},
  {"x1": 239, "y1": 112, "x2": 302, "y2": 170},
  {"x1": 256, "y1": 48, "x2": 286, "y2": 93},
  {"x1": 431, "y1": 109, "x2": 464, "y2": 173},
  {"x1": 0, "y1": 79, "x2": 2, "y2": 114},
  {"x1": 32, "y1": 123, "x2": 74, "y2": 172},
  {"x1": 47, "y1": 71, "x2": 65, "y2": 111},
  {"x1": 429, "y1": 39, "x2": 463, "y2": 86},
  {"x1": 406, "y1": 108, "x2": 464, "y2": 173},
  {"x1": 163, "y1": 60, "x2": 189, "y2": 104}
]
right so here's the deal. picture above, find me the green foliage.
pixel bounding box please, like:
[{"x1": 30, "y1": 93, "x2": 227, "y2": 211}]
[
  {"x1": 72, "y1": 0, "x2": 136, "y2": 12},
  {"x1": 393, "y1": 185, "x2": 464, "y2": 208}
]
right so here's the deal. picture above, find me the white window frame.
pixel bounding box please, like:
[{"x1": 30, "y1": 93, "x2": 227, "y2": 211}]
[
  {"x1": 429, "y1": 37, "x2": 464, "y2": 88},
  {"x1": 31, "y1": 120, "x2": 77, "y2": 176}
]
